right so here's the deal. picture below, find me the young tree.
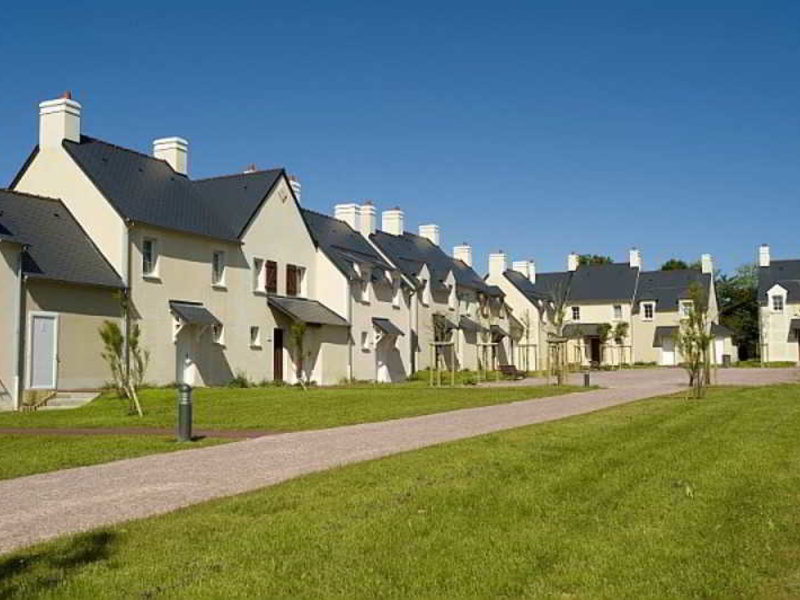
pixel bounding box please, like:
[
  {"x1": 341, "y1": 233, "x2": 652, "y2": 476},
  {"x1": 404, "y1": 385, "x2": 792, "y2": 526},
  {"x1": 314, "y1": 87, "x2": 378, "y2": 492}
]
[
  {"x1": 596, "y1": 323, "x2": 612, "y2": 365},
  {"x1": 675, "y1": 283, "x2": 713, "y2": 398},
  {"x1": 612, "y1": 321, "x2": 629, "y2": 366},
  {"x1": 99, "y1": 320, "x2": 148, "y2": 416},
  {"x1": 290, "y1": 320, "x2": 308, "y2": 389},
  {"x1": 542, "y1": 279, "x2": 570, "y2": 385}
]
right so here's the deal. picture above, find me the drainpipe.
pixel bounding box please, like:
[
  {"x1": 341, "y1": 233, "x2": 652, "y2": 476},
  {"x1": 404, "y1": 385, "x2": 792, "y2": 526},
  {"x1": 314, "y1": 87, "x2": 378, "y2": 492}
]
[
  {"x1": 123, "y1": 223, "x2": 133, "y2": 380},
  {"x1": 11, "y1": 243, "x2": 26, "y2": 410},
  {"x1": 346, "y1": 279, "x2": 353, "y2": 381}
]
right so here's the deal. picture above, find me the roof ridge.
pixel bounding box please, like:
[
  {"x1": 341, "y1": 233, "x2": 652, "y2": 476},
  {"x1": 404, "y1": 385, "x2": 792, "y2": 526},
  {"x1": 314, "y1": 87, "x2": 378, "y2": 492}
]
[
  {"x1": 75, "y1": 135, "x2": 159, "y2": 162},
  {"x1": 0, "y1": 188, "x2": 63, "y2": 203},
  {"x1": 195, "y1": 168, "x2": 284, "y2": 182}
]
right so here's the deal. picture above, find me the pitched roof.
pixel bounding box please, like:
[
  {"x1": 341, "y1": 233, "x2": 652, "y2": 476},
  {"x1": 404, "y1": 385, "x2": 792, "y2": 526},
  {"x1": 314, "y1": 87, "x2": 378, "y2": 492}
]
[
  {"x1": 301, "y1": 209, "x2": 393, "y2": 279},
  {"x1": 758, "y1": 260, "x2": 800, "y2": 305},
  {"x1": 0, "y1": 189, "x2": 124, "y2": 288},
  {"x1": 371, "y1": 230, "x2": 500, "y2": 296},
  {"x1": 568, "y1": 263, "x2": 639, "y2": 302},
  {"x1": 634, "y1": 269, "x2": 712, "y2": 313},
  {"x1": 62, "y1": 136, "x2": 284, "y2": 242},
  {"x1": 267, "y1": 295, "x2": 348, "y2": 327},
  {"x1": 169, "y1": 300, "x2": 220, "y2": 326}
]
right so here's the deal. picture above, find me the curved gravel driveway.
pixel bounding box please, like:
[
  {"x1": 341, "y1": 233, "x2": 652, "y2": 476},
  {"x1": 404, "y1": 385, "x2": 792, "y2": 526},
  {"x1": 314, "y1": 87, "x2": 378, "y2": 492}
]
[{"x1": 0, "y1": 367, "x2": 795, "y2": 555}]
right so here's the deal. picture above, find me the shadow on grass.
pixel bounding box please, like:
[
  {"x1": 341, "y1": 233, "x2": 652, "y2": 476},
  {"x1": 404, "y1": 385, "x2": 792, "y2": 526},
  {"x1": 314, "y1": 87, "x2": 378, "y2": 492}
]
[{"x1": 0, "y1": 530, "x2": 116, "y2": 599}]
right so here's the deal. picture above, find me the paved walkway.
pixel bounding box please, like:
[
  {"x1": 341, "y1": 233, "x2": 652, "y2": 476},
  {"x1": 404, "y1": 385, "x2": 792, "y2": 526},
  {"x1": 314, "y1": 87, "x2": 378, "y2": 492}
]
[
  {"x1": 0, "y1": 367, "x2": 795, "y2": 555},
  {"x1": 0, "y1": 427, "x2": 276, "y2": 439}
]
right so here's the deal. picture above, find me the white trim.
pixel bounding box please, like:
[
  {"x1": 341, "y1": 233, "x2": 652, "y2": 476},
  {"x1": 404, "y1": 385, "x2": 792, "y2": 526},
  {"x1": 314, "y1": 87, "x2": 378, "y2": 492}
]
[
  {"x1": 641, "y1": 301, "x2": 655, "y2": 321},
  {"x1": 27, "y1": 311, "x2": 59, "y2": 390}
]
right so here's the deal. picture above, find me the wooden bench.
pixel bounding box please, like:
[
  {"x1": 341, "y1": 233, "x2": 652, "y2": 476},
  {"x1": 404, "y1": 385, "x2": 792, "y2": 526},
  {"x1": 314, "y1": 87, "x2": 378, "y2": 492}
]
[{"x1": 498, "y1": 364, "x2": 526, "y2": 380}]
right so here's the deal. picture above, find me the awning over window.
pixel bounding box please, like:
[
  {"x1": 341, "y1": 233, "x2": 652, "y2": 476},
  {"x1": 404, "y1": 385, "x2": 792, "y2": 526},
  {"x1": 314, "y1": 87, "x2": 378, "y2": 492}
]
[
  {"x1": 562, "y1": 323, "x2": 604, "y2": 339},
  {"x1": 711, "y1": 322, "x2": 733, "y2": 336},
  {"x1": 169, "y1": 300, "x2": 220, "y2": 326},
  {"x1": 458, "y1": 316, "x2": 483, "y2": 333},
  {"x1": 653, "y1": 325, "x2": 679, "y2": 347},
  {"x1": 433, "y1": 314, "x2": 458, "y2": 332},
  {"x1": 490, "y1": 324, "x2": 508, "y2": 339},
  {"x1": 268, "y1": 296, "x2": 348, "y2": 327},
  {"x1": 372, "y1": 317, "x2": 404, "y2": 337}
]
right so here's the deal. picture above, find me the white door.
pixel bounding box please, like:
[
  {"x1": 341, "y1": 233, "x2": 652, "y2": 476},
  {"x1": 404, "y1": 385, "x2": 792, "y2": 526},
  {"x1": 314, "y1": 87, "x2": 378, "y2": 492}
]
[
  {"x1": 715, "y1": 337, "x2": 724, "y2": 364},
  {"x1": 661, "y1": 337, "x2": 676, "y2": 366},
  {"x1": 30, "y1": 313, "x2": 58, "y2": 389}
]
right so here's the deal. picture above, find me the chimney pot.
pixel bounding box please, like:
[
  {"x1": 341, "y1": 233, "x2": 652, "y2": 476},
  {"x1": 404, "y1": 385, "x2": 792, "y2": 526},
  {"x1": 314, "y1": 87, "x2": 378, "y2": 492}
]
[
  {"x1": 629, "y1": 247, "x2": 642, "y2": 269},
  {"x1": 759, "y1": 244, "x2": 770, "y2": 268},
  {"x1": 701, "y1": 253, "x2": 714, "y2": 275}
]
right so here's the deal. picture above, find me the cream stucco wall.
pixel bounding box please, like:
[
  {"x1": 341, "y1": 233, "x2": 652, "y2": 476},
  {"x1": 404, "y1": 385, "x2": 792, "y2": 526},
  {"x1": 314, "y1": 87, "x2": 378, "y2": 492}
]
[
  {"x1": 0, "y1": 243, "x2": 22, "y2": 407},
  {"x1": 14, "y1": 147, "x2": 128, "y2": 277},
  {"x1": 564, "y1": 301, "x2": 633, "y2": 366},
  {"x1": 25, "y1": 280, "x2": 123, "y2": 390},
  {"x1": 759, "y1": 299, "x2": 800, "y2": 363}
]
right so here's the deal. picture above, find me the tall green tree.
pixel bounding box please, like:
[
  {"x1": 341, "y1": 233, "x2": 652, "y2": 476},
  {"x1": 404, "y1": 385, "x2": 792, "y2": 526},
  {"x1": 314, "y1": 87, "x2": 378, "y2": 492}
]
[
  {"x1": 675, "y1": 283, "x2": 712, "y2": 398},
  {"x1": 716, "y1": 263, "x2": 758, "y2": 359},
  {"x1": 578, "y1": 254, "x2": 613, "y2": 266},
  {"x1": 661, "y1": 258, "x2": 689, "y2": 270}
]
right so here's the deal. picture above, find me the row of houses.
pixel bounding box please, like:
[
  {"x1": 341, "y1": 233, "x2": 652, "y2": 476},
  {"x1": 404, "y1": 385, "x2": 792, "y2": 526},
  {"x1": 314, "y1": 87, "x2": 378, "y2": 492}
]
[{"x1": 0, "y1": 95, "x2": 776, "y2": 409}]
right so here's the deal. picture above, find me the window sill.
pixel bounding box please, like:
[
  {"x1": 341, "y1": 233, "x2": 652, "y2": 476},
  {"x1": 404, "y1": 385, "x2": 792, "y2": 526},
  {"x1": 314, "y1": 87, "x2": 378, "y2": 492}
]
[
  {"x1": 250, "y1": 344, "x2": 262, "y2": 350},
  {"x1": 142, "y1": 274, "x2": 161, "y2": 283},
  {"x1": 212, "y1": 284, "x2": 227, "y2": 291}
]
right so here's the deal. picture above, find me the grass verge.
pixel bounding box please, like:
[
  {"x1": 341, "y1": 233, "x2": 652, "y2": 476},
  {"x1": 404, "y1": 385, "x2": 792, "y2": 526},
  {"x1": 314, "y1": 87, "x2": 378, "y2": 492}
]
[{"x1": 3, "y1": 384, "x2": 800, "y2": 598}]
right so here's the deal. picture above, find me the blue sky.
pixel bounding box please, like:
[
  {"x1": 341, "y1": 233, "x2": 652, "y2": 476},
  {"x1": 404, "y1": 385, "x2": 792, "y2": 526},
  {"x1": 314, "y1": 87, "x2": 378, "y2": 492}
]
[{"x1": 2, "y1": 1, "x2": 799, "y2": 274}]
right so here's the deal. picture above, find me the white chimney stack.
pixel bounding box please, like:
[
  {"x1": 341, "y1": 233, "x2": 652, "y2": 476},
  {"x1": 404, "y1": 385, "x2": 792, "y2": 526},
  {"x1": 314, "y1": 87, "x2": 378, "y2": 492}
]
[
  {"x1": 489, "y1": 252, "x2": 508, "y2": 277},
  {"x1": 289, "y1": 175, "x2": 301, "y2": 202},
  {"x1": 512, "y1": 260, "x2": 531, "y2": 279},
  {"x1": 334, "y1": 203, "x2": 360, "y2": 231},
  {"x1": 39, "y1": 94, "x2": 81, "y2": 149},
  {"x1": 453, "y1": 243, "x2": 473, "y2": 267},
  {"x1": 701, "y1": 253, "x2": 714, "y2": 275},
  {"x1": 360, "y1": 202, "x2": 376, "y2": 237},
  {"x1": 759, "y1": 244, "x2": 771, "y2": 268},
  {"x1": 382, "y1": 208, "x2": 404, "y2": 236},
  {"x1": 629, "y1": 247, "x2": 642, "y2": 269},
  {"x1": 529, "y1": 260, "x2": 536, "y2": 283},
  {"x1": 567, "y1": 252, "x2": 579, "y2": 272},
  {"x1": 153, "y1": 137, "x2": 189, "y2": 175},
  {"x1": 419, "y1": 224, "x2": 440, "y2": 246}
]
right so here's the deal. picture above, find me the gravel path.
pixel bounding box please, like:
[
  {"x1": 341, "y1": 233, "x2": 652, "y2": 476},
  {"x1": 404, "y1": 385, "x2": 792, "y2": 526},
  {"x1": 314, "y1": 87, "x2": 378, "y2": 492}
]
[
  {"x1": 0, "y1": 367, "x2": 795, "y2": 555},
  {"x1": 0, "y1": 427, "x2": 276, "y2": 439}
]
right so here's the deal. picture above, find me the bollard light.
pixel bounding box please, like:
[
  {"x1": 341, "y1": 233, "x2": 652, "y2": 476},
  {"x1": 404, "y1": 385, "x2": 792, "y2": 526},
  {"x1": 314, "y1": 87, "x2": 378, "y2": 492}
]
[
  {"x1": 177, "y1": 383, "x2": 193, "y2": 442},
  {"x1": 583, "y1": 371, "x2": 591, "y2": 388}
]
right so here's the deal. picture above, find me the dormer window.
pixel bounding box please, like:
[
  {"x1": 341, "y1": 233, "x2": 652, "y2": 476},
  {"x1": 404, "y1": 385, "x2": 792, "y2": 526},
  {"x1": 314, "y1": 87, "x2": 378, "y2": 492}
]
[
  {"x1": 679, "y1": 300, "x2": 693, "y2": 318},
  {"x1": 772, "y1": 295, "x2": 784, "y2": 312},
  {"x1": 613, "y1": 305, "x2": 622, "y2": 320},
  {"x1": 212, "y1": 250, "x2": 226, "y2": 287},
  {"x1": 142, "y1": 237, "x2": 159, "y2": 278},
  {"x1": 571, "y1": 306, "x2": 580, "y2": 321},
  {"x1": 642, "y1": 302, "x2": 655, "y2": 321}
]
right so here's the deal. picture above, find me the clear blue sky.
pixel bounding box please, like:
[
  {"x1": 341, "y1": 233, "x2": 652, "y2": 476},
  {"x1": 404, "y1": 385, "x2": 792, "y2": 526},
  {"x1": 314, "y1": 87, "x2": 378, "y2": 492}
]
[{"x1": 2, "y1": 1, "x2": 799, "y2": 274}]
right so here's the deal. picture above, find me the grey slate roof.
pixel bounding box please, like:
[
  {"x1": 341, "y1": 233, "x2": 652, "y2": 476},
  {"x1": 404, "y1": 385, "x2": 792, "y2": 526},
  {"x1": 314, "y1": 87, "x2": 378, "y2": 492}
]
[
  {"x1": 371, "y1": 230, "x2": 500, "y2": 296},
  {"x1": 568, "y1": 263, "x2": 639, "y2": 303},
  {"x1": 62, "y1": 136, "x2": 284, "y2": 242},
  {"x1": 169, "y1": 301, "x2": 220, "y2": 326},
  {"x1": 634, "y1": 269, "x2": 712, "y2": 313},
  {"x1": 301, "y1": 209, "x2": 393, "y2": 279},
  {"x1": 372, "y1": 317, "x2": 404, "y2": 337},
  {"x1": 0, "y1": 189, "x2": 124, "y2": 289},
  {"x1": 268, "y1": 295, "x2": 348, "y2": 327},
  {"x1": 758, "y1": 260, "x2": 800, "y2": 305}
]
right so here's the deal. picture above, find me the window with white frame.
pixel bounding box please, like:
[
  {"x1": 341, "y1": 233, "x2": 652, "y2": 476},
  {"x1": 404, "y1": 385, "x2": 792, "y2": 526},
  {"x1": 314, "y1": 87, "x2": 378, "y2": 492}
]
[
  {"x1": 212, "y1": 250, "x2": 226, "y2": 286},
  {"x1": 142, "y1": 238, "x2": 158, "y2": 278},
  {"x1": 360, "y1": 330, "x2": 370, "y2": 351},
  {"x1": 679, "y1": 300, "x2": 694, "y2": 318},
  {"x1": 613, "y1": 304, "x2": 622, "y2": 320},
  {"x1": 642, "y1": 302, "x2": 655, "y2": 321},
  {"x1": 772, "y1": 295, "x2": 784, "y2": 312},
  {"x1": 571, "y1": 306, "x2": 580, "y2": 321},
  {"x1": 252, "y1": 258, "x2": 265, "y2": 293},
  {"x1": 212, "y1": 323, "x2": 225, "y2": 345},
  {"x1": 250, "y1": 326, "x2": 261, "y2": 347}
]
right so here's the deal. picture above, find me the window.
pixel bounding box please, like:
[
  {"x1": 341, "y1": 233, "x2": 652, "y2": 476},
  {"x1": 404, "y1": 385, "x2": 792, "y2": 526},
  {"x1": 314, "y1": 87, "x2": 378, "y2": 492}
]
[
  {"x1": 212, "y1": 250, "x2": 226, "y2": 286},
  {"x1": 250, "y1": 326, "x2": 261, "y2": 347},
  {"x1": 642, "y1": 302, "x2": 655, "y2": 321},
  {"x1": 361, "y1": 331, "x2": 370, "y2": 351},
  {"x1": 571, "y1": 306, "x2": 580, "y2": 321},
  {"x1": 772, "y1": 295, "x2": 784, "y2": 312},
  {"x1": 613, "y1": 305, "x2": 622, "y2": 320},
  {"x1": 286, "y1": 264, "x2": 301, "y2": 297},
  {"x1": 252, "y1": 258, "x2": 265, "y2": 293},
  {"x1": 266, "y1": 260, "x2": 278, "y2": 293},
  {"x1": 142, "y1": 238, "x2": 158, "y2": 277},
  {"x1": 679, "y1": 300, "x2": 693, "y2": 318},
  {"x1": 392, "y1": 277, "x2": 402, "y2": 308},
  {"x1": 212, "y1": 323, "x2": 225, "y2": 345}
]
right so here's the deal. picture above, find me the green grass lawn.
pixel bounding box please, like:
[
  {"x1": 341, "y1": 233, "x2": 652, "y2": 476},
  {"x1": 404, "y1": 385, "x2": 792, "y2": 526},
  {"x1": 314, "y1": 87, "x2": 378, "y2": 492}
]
[
  {"x1": 0, "y1": 436, "x2": 226, "y2": 481},
  {"x1": 0, "y1": 383, "x2": 581, "y2": 432},
  {"x1": 3, "y1": 384, "x2": 800, "y2": 599}
]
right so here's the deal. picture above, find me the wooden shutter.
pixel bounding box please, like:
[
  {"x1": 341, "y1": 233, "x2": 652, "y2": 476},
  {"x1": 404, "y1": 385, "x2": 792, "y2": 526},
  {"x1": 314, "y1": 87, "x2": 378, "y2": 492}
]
[
  {"x1": 286, "y1": 264, "x2": 298, "y2": 297},
  {"x1": 266, "y1": 261, "x2": 278, "y2": 293}
]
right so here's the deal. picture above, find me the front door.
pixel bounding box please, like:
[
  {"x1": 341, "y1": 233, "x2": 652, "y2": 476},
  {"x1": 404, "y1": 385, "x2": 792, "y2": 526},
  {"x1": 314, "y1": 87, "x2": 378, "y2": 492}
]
[
  {"x1": 589, "y1": 337, "x2": 601, "y2": 365},
  {"x1": 30, "y1": 313, "x2": 58, "y2": 389},
  {"x1": 273, "y1": 328, "x2": 284, "y2": 382},
  {"x1": 661, "y1": 337, "x2": 676, "y2": 366}
]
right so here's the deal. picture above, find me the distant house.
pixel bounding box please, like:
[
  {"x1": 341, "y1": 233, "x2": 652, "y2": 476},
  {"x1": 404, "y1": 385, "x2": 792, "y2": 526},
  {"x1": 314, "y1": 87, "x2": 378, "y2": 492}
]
[
  {"x1": 757, "y1": 244, "x2": 800, "y2": 363},
  {"x1": 0, "y1": 190, "x2": 124, "y2": 410}
]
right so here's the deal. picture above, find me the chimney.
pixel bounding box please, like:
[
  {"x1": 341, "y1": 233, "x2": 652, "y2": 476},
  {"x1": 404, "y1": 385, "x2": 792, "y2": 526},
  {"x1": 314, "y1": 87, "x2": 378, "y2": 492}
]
[
  {"x1": 512, "y1": 260, "x2": 531, "y2": 279},
  {"x1": 243, "y1": 163, "x2": 258, "y2": 174},
  {"x1": 419, "y1": 224, "x2": 440, "y2": 246},
  {"x1": 701, "y1": 253, "x2": 714, "y2": 275},
  {"x1": 334, "y1": 203, "x2": 360, "y2": 231},
  {"x1": 529, "y1": 260, "x2": 536, "y2": 283},
  {"x1": 289, "y1": 175, "x2": 301, "y2": 202},
  {"x1": 489, "y1": 251, "x2": 508, "y2": 277},
  {"x1": 153, "y1": 137, "x2": 189, "y2": 175},
  {"x1": 453, "y1": 243, "x2": 473, "y2": 267},
  {"x1": 39, "y1": 93, "x2": 81, "y2": 149},
  {"x1": 567, "y1": 252, "x2": 579, "y2": 272},
  {"x1": 360, "y1": 201, "x2": 376, "y2": 237},
  {"x1": 382, "y1": 208, "x2": 404, "y2": 236},
  {"x1": 759, "y1": 244, "x2": 770, "y2": 268},
  {"x1": 629, "y1": 247, "x2": 642, "y2": 269}
]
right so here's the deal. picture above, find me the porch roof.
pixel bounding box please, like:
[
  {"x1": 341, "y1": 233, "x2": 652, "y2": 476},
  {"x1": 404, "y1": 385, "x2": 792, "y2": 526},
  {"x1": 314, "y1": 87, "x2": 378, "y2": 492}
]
[
  {"x1": 652, "y1": 325, "x2": 679, "y2": 347},
  {"x1": 562, "y1": 323, "x2": 604, "y2": 338},
  {"x1": 433, "y1": 314, "x2": 458, "y2": 332},
  {"x1": 372, "y1": 317, "x2": 404, "y2": 337},
  {"x1": 169, "y1": 301, "x2": 220, "y2": 326},
  {"x1": 458, "y1": 316, "x2": 483, "y2": 333},
  {"x1": 490, "y1": 324, "x2": 508, "y2": 338},
  {"x1": 268, "y1": 295, "x2": 348, "y2": 327}
]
